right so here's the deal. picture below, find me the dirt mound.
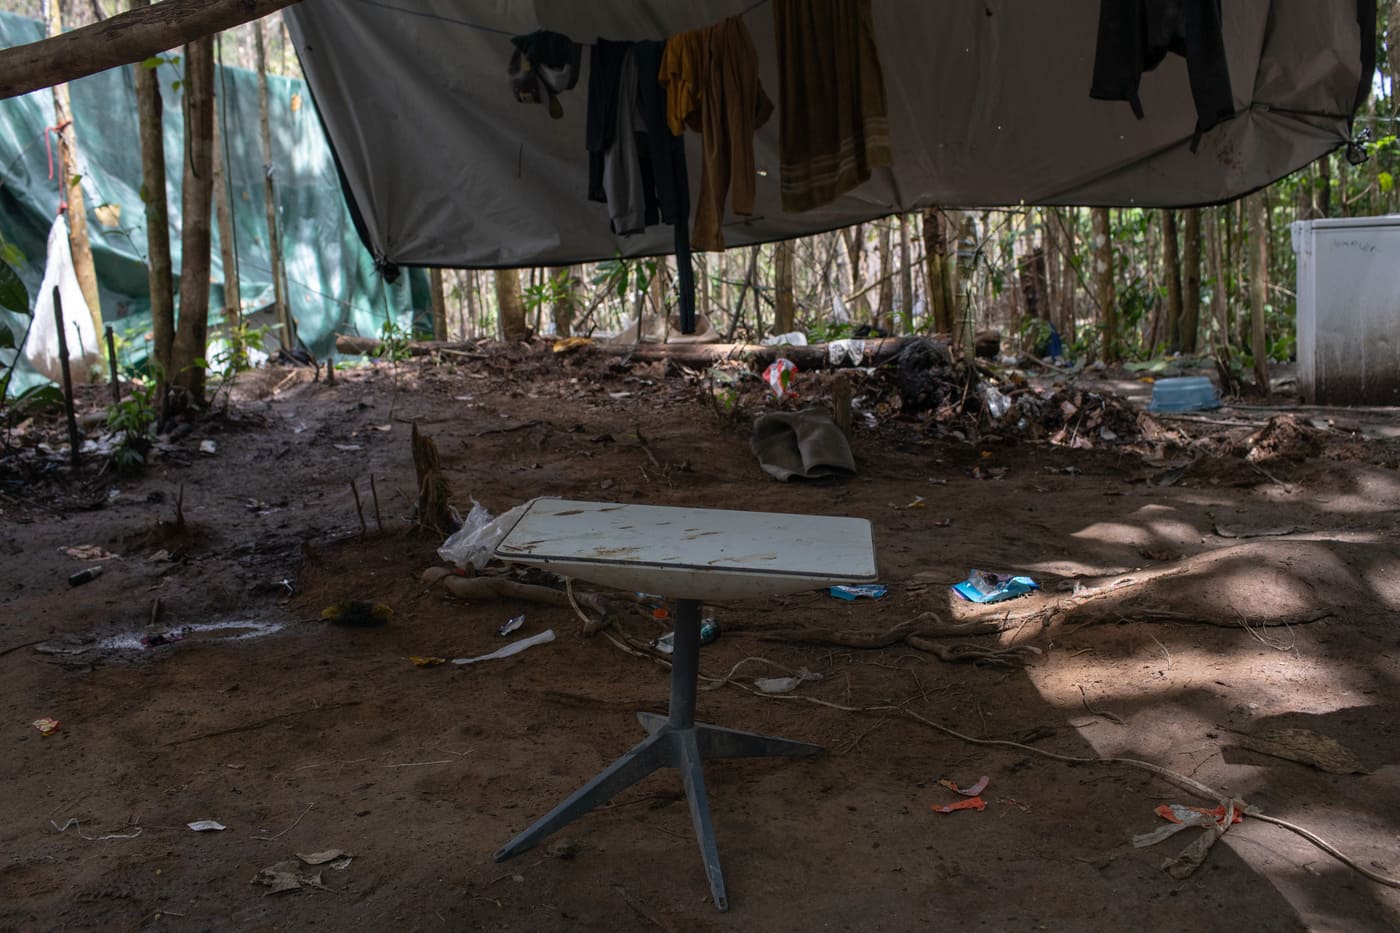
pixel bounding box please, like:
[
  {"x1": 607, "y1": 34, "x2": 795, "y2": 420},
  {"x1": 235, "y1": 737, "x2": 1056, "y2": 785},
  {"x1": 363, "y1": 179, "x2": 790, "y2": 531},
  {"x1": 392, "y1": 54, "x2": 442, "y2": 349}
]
[{"x1": 1241, "y1": 413, "x2": 1324, "y2": 462}]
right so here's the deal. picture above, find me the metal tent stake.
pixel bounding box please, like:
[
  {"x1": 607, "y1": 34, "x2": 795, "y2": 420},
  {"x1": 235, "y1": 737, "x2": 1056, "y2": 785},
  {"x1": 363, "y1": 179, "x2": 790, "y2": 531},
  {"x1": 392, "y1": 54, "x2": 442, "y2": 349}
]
[{"x1": 493, "y1": 598, "x2": 821, "y2": 912}]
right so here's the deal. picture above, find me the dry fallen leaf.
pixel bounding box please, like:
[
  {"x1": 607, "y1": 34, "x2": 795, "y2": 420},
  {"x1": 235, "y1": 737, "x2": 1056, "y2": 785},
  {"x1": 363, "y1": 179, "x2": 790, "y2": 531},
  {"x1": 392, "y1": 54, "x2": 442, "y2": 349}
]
[{"x1": 1232, "y1": 727, "x2": 1368, "y2": 774}]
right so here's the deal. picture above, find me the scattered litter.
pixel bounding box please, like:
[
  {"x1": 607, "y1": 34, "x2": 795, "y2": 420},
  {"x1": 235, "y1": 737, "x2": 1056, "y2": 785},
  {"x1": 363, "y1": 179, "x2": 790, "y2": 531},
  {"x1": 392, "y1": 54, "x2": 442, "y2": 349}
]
[
  {"x1": 951, "y1": 570, "x2": 1039, "y2": 604},
  {"x1": 62, "y1": 545, "x2": 118, "y2": 561},
  {"x1": 938, "y1": 775, "x2": 989, "y2": 797},
  {"x1": 607, "y1": 391, "x2": 633, "y2": 400},
  {"x1": 147, "y1": 549, "x2": 173, "y2": 562},
  {"x1": 499, "y1": 614, "x2": 525, "y2": 636},
  {"x1": 828, "y1": 584, "x2": 887, "y2": 601},
  {"x1": 761, "y1": 331, "x2": 807, "y2": 347},
  {"x1": 931, "y1": 796, "x2": 986, "y2": 814},
  {"x1": 252, "y1": 860, "x2": 325, "y2": 895},
  {"x1": 980, "y1": 384, "x2": 1011, "y2": 418},
  {"x1": 652, "y1": 618, "x2": 721, "y2": 654},
  {"x1": 1213, "y1": 523, "x2": 1297, "y2": 539},
  {"x1": 373, "y1": 424, "x2": 392, "y2": 432},
  {"x1": 552, "y1": 336, "x2": 592, "y2": 353},
  {"x1": 828, "y1": 338, "x2": 866, "y2": 367},
  {"x1": 296, "y1": 849, "x2": 351, "y2": 867},
  {"x1": 140, "y1": 631, "x2": 185, "y2": 648},
  {"x1": 93, "y1": 619, "x2": 284, "y2": 652},
  {"x1": 1226, "y1": 726, "x2": 1368, "y2": 774},
  {"x1": 893, "y1": 496, "x2": 925, "y2": 510},
  {"x1": 453, "y1": 629, "x2": 556, "y2": 665},
  {"x1": 333, "y1": 444, "x2": 363, "y2": 451},
  {"x1": 320, "y1": 601, "x2": 393, "y2": 626},
  {"x1": 199, "y1": 439, "x2": 217, "y2": 455},
  {"x1": 32, "y1": 717, "x2": 61, "y2": 736},
  {"x1": 438, "y1": 499, "x2": 534, "y2": 571},
  {"x1": 753, "y1": 668, "x2": 821, "y2": 694},
  {"x1": 68, "y1": 566, "x2": 103, "y2": 587},
  {"x1": 50, "y1": 818, "x2": 143, "y2": 841},
  {"x1": 762, "y1": 358, "x2": 798, "y2": 398},
  {"x1": 187, "y1": 820, "x2": 226, "y2": 832},
  {"x1": 409, "y1": 656, "x2": 447, "y2": 667},
  {"x1": 1134, "y1": 801, "x2": 1242, "y2": 878}
]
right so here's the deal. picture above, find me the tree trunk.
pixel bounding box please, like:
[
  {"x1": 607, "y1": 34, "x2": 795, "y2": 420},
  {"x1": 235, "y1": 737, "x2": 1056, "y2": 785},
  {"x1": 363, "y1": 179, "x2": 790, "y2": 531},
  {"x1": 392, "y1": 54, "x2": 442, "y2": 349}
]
[
  {"x1": 897, "y1": 213, "x2": 913, "y2": 332},
  {"x1": 954, "y1": 212, "x2": 976, "y2": 356},
  {"x1": 1248, "y1": 191, "x2": 1269, "y2": 393},
  {"x1": 1090, "y1": 207, "x2": 1118, "y2": 362},
  {"x1": 875, "y1": 219, "x2": 892, "y2": 331},
  {"x1": 212, "y1": 108, "x2": 242, "y2": 362},
  {"x1": 0, "y1": 0, "x2": 302, "y2": 99},
  {"x1": 1318, "y1": 152, "x2": 1332, "y2": 218},
  {"x1": 48, "y1": 0, "x2": 103, "y2": 343},
  {"x1": 255, "y1": 19, "x2": 291, "y2": 349},
  {"x1": 463, "y1": 270, "x2": 479, "y2": 338},
  {"x1": 495, "y1": 267, "x2": 527, "y2": 341},
  {"x1": 170, "y1": 34, "x2": 215, "y2": 402},
  {"x1": 842, "y1": 224, "x2": 869, "y2": 322},
  {"x1": 696, "y1": 254, "x2": 710, "y2": 329},
  {"x1": 1161, "y1": 209, "x2": 1183, "y2": 352},
  {"x1": 772, "y1": 239, "x2": 796, "y2": 334},
  {"x1": 129, "y1": 0, "x2": 174, "y2": 402},
  {"x1": 1208, "y1": 206, "x2": 1230, "y2": 359},
  {"x1": 429, "y1": 267, "x2": 447, "y2": 340},
  {"x1": 921, "y1": 209, "x2": 954, "y2": 335},
  {"x1": 1058, "y1": 208, "x2": 1078, "y2": 343},
  {"x1": 1180, "y1": 207, "x2": 1202, "y2": 354},
  {"x1": 552, "y1": 265, "x2": 581, "y2": 338}
]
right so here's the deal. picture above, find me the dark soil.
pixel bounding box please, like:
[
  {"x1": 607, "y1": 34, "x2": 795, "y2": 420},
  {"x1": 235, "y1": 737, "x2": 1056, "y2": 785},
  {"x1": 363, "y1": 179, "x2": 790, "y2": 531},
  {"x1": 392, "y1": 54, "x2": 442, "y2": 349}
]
[{"x1": 2, "y1": 347, "x2": 1398, "y2": 931}]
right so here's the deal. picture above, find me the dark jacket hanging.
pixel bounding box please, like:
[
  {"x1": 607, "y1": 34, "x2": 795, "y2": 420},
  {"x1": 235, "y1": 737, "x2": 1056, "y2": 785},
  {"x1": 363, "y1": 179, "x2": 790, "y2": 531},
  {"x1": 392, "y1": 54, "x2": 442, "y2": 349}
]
[{"x1": 1089, "y1": 0, "x2": 1235, "y2": 151}]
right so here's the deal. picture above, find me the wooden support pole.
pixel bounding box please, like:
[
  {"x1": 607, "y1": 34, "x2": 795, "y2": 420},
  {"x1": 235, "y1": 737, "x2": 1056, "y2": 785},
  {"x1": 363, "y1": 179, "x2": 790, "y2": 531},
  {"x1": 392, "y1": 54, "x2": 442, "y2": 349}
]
[
  {"x1": 105, "y1": 324, "x2": 120, "y2": 406},
  {"x1": 52, "y1": 286, "x2": 82, "y2": 469}
]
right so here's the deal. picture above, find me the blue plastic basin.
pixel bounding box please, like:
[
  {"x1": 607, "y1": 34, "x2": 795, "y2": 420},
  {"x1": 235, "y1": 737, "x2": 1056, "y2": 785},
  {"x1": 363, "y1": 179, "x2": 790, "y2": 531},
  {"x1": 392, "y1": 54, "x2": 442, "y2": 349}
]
[{"x1": 1149, "y1": 376, "x2": 1220, "y2": 412}]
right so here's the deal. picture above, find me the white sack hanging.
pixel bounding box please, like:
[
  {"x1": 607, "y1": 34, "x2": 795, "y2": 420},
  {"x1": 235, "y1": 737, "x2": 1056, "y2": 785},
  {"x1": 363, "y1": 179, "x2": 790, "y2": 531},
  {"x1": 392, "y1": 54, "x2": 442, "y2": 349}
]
[{"x1": 24, "y1": 215, "x2": 98, "y2": 384}]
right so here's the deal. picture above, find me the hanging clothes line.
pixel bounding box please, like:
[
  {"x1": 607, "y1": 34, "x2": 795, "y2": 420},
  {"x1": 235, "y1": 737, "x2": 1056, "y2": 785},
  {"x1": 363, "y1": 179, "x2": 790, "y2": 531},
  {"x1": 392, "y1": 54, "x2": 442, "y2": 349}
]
[{"x1": 345, "y1": 0, "x2": 772, "y2": 39}]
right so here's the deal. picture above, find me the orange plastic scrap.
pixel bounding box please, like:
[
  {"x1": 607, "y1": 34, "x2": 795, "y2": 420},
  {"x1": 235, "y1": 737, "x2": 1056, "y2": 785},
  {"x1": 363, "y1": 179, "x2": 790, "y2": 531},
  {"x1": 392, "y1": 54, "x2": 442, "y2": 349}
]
[
  {"x1": 931, "y1": 796, "x2": 987, "y2": 814},
  {"x1": 1155, "y1": 803, "x2": 1242, "y2": 827},
  {"x1": 937, "y1": 774, "x2": 990, "y2": 797}
]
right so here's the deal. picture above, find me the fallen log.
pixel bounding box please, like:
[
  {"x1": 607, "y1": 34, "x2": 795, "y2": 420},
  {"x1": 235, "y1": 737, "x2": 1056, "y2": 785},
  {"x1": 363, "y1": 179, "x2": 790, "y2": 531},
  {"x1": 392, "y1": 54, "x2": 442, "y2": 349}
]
[
  {"x1": 335, "y1": 334, "x2": 923, "y2": 370},
  {"x1": 335, "y1": 334, "x2": 487, "y2": 358}
]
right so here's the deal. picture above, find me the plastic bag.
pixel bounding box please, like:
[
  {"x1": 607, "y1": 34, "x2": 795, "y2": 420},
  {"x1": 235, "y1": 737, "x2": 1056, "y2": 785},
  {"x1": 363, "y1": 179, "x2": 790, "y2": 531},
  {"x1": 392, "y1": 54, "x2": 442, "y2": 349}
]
[
  {"x1": 436, "y1": 498, "x2": 533, "y2": 570},
  {"x1": 762, "y1": 358, "x2": 798, "y2": 397},
  {"x1": 951, "y1": 569, "x2": 1039, "y2": 603},
  {"x1": 980, "y1": 384, "x2": 1011, "y2": 419},
  {"x1": 24, "y1": 216, "x2": 99, "y2": 385},
  {"x1": 828, "y1": 338, "x2": 866, "y2": 367}
]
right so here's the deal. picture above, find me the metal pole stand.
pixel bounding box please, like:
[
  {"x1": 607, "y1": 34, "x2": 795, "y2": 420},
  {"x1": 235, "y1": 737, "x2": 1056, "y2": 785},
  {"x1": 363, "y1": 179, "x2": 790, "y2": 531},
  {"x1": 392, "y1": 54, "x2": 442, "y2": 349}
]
[{"x1": 494, "y1": 598, "x2": 821, "y2": 911}]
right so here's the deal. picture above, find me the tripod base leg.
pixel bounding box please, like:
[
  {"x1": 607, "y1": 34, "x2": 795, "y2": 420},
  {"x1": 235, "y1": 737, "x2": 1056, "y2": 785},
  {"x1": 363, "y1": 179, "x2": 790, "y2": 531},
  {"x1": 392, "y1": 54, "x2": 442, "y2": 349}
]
[{"x1": 494, "y1": 729, "x2": 670, "y2": 862}]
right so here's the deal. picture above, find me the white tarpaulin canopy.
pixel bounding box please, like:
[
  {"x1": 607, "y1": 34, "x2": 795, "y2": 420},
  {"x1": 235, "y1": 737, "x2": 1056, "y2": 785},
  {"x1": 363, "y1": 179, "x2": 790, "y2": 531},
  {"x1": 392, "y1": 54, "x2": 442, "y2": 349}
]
[{"x1": 284, "y1": 0, "x2": 1373, "y2": 270}]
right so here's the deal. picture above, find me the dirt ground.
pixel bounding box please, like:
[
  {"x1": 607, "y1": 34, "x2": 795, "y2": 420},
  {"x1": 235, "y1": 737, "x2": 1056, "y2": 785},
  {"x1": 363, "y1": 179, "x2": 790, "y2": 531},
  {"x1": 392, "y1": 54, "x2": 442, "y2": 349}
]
[{"x1": 2, "y1": 343, "x2": 1399, "y2": 932}]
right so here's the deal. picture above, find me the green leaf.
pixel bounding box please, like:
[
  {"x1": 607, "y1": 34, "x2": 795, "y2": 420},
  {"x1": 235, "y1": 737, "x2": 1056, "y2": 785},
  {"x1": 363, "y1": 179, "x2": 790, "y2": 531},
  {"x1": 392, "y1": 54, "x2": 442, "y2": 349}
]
[
  {"x1": 0, "y1": 242, "x2": 23, "y2": 267},
  {"x1": 15, "y1": 383, "x2": 63, "y2": 411},
  {"x1": 171, "y1": 80, "x2": 182, "y2": 92},
  {"x1": 68, "y1": 173, "x2": 82, "y2": 188},
  {"x1": 1381, "y1": 171, "x2": 1394, "y2": 194},
  {"x1": 0, "y1": 258, "x2": 28, "y2": 316},
  {"x1": 141, "y1": 56, "x2": 164, "y2": 69},
  {"x1": 0, "y1": 326, "x2": 14, "y2": 349}
]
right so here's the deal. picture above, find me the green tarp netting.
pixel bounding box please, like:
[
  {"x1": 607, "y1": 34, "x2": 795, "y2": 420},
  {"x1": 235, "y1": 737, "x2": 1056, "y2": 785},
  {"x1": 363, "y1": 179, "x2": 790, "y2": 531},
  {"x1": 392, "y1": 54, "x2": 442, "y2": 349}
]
[{"x1": 0, "y1": 11, "x2": 428, "y2": 394}]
